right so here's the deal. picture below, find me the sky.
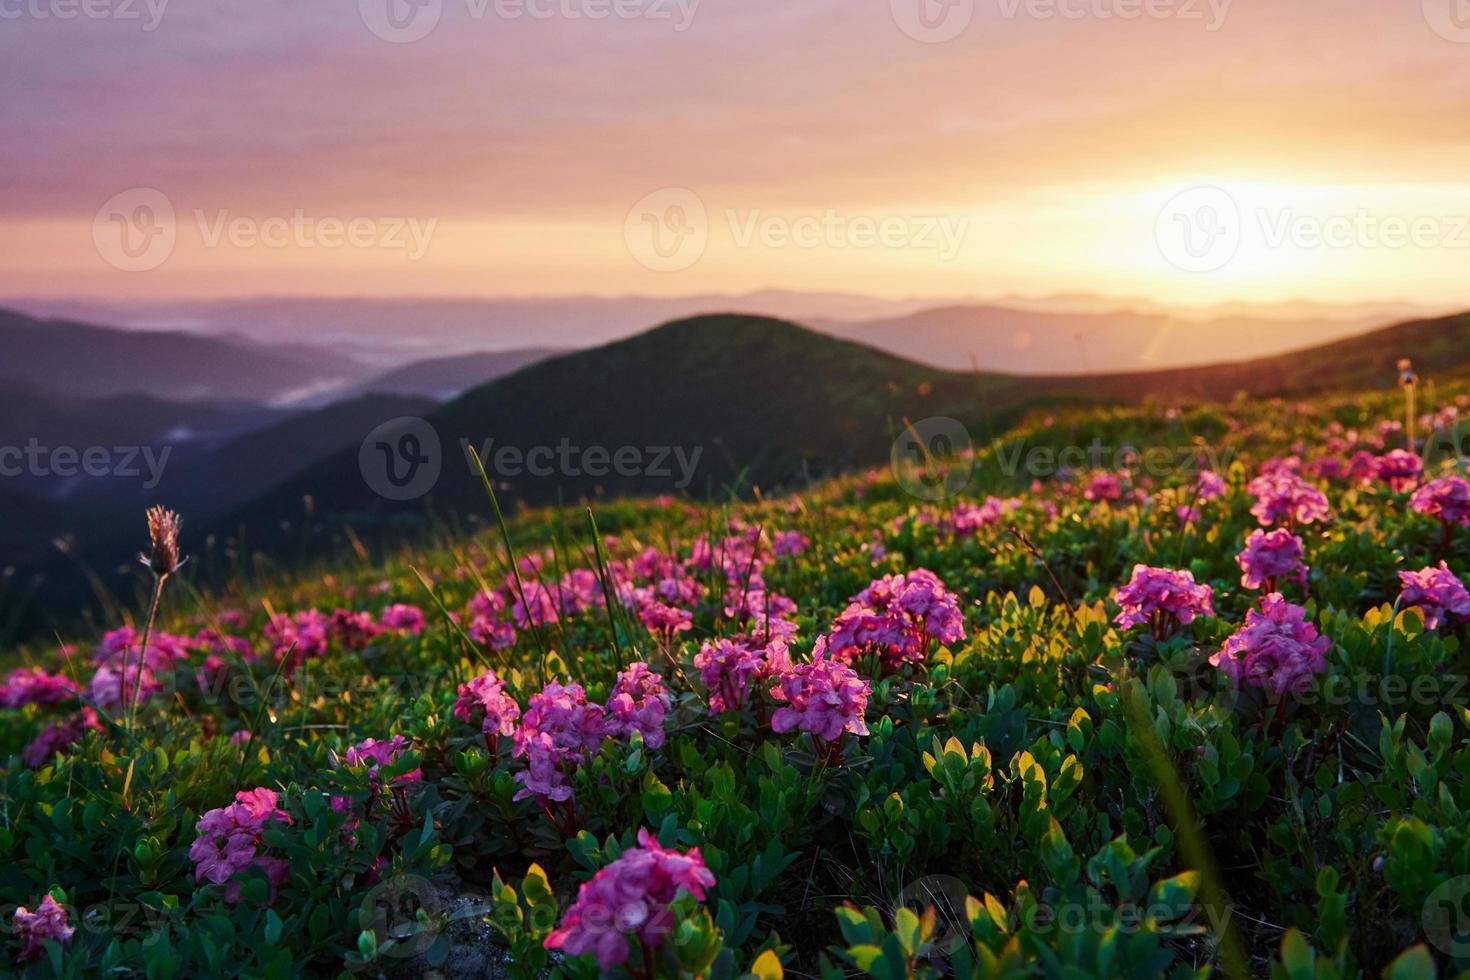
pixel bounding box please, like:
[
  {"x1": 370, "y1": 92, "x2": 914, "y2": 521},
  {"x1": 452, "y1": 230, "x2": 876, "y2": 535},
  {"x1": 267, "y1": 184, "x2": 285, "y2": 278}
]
[{"x1": 3, "y1": 0, "x2": 1470, "y2": 309}]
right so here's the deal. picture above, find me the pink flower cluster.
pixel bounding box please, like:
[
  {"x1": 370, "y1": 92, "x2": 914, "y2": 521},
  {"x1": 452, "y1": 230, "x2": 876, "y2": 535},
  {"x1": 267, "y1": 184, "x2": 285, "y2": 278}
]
[
  {"x1": 1248, "y1": 473, "x2": 1331, "y2": 527},
  {"x1": 454, "y1": 668, "x2": 521, "y2": 737},
  {"x1": 770, "y1": 641, "x2": 871, "y2": 743},
  {"x1": 1210, "y1": 594, "x2": 1330, "y2": 697},
  {"x1": 512, "y1": 680, "x2": 611, "y2": 803},
  {"x1": 265, "y1": 610, "x2": 329, "y2": 671},
  {"x1": 605, "y1": 663, "x2": 672, "y2": 749},
  {"x1": 1374, "y1": 450, "x2": 1423, "y2": 493},
  {"x1": 1196, "y1": 470, "x2": 1229, "y2": 501},
  {"x1": 188, "y1": 788, "x2": 293, "y2": 903},
  {"x1": 1411, "y1": 476, "x2": 1470, "y2": 529},
  {"x1": 694, "y1": 635, "x2": 791, "y2": 714},
  {"x1": 1237, "y1": 529, "x2": 1307, "y2": 592},
  {"x1": 1399, "y1": 563, "x2": 1470, "y2": 630},
  {"x1": 827, "y1": 568, "x2": 966, "y2": 671},
  {"x1": 11, "y1": 895, "x2": 74, "y2": 962},
  {"x1": 1113, "y1": 565, "x2": 1215, "y2": 635},
  {"x1": 23, "y1": 708, "x2": 102, "y2": 768},
  {"x1": 379, "y1": 603, "x2": 426, "y2": 634},
  {"x1": 545, "y1": 828, "x2": 716, "y2": 971},
  {"x1": 1084, "y1": 472, "x2": 1125, "y2": 503},
  {"x1": 0, "y1": 667, "x2": 78, "y2": 709},
  {"x1": 345, "y1": 735, "x2": 422, "y2": 787},
  {"x1": 951, "y1": 496, "x2": 1020, "y2": 534},
  {"x1": 87, "y1": 626, "x2": 189, "y2": 712}
]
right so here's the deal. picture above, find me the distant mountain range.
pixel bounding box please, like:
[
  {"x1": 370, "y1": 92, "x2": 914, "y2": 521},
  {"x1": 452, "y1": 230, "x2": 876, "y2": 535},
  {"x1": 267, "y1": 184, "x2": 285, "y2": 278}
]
[
  {"x1": 6, "y1": 292, "x2": 1436, "y2": 374},
  {"x1": 350, "y1": 348, "x2": 565, "y2": 401},
  {"x1": 817, "y1": 306, "x2": 1376, "y2": 373}
]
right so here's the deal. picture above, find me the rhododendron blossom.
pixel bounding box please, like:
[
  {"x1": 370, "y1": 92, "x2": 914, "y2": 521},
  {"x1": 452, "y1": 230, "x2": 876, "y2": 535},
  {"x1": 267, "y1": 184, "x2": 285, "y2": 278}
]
[
  {"x1": 606, "y1": 662, "x2": 671, "y2": 749},
  {"x1": 454, "y1": 669, "x2": 521, "y2": 738},
  {"x1": 330, "y1": 609, "x2": 383, "y2": 650},
  {"x1": 1113, "y1": 565, "x2": 1215, "y2": 636},
  {"x1": 1398, "y1": 563, "x2": 1470, "y2": 630},
  {"x1": 1210, "y1": 594, "x2": 1330, "y2": 697},
  {"x1": 188, "y1": 788, "x2": 292, "y2": 903},
  {"x1": 512, "y1": 681, "x2": 609, "y2": 804},
  {"x1": 1248, "y1": 473, "x2": 1331, "y2": 527},
  {"x1": 1196, "y1": 470, "x2": 1228, "y2": 502},
  {"x1": 1237, "y1": 529, "x2": 1308, "y2": 592},
  {"x1": 378, "y1": 603, "x2": 426, "y2": 634},
  {"x1": 1411, "y1": 476, "x2": 1470, "y2": 529},
  {"x1": 770, "y1": 643, "x2": 871, "y2": 743},
  {"x1": 1374, "y1": 450, "x2": 1423, "y2": 493},
  {"x1": 0, "y1": 667, "x2": 78, "y2": 709},
  {"x1": 22, "y1": 709, "x2": 102, "y2": 768},
  {"x1": 695, "y1": 635, "x2": 791, "y2": 713},
  {"x1": 827, "y1": 568, "x2": 966, "y2": 671},
  {"x1": 265, "y1": 610, "x2": 329, "y2": 670},
  {"x1": 1084, "y1": 472, "x2": 1124, "y2": 503},
  {"x1": 545, "y1": 828, "x2": 716, "y2": 971},
  {"x1": 11, "y1": 895, "x2": 74, "y2": 962},
  {"x1": 345, "y1": 735, "x2": 422, "y2": 786}
]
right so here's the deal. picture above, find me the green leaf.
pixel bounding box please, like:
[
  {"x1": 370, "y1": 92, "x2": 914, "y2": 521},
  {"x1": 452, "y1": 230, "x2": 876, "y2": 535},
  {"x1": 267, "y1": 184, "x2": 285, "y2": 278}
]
[{"x1": 1382, "y1": 945, "x2": 1436, "y2": 980}]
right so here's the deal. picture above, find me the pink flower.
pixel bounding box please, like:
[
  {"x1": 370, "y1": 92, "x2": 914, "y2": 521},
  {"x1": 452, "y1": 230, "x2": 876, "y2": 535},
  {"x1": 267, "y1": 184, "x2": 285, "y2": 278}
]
[
  {"x1": 188, "y1": 788, "x2": 292, "y2": 903},
  {"x1": 545, "y1": 828, "x2": 716, "y2": 971},
  {"x1": 265, "y1": 610, "x2": 329, "y2": 670},
  {"x1": 1248, "y1": 473, "x2": 1331, "y2": 527},
  {"x1": 11, "y1": 895, "x2": 74, "y2": 962},
  {"x1": 1374, "y1": 450, "x2": 1423, "y2": 493},
  {"x1": 1411, "y1": 476, "x2": 1470, "y2": 528},
  {"x1": 1237, "y1": 529, "x2": 1307, "y2": 591},
  {"x1": 345, "y1": 736, "x2": 422, "y2": 786},
  {"x1": 0, "y1": 667, "x2": 78, "y2": 709},
  {"x1": 330, "y1": 609, "x2": 384, "y2": 651},
  {"x1": 379, "y1": 604, "x2": 426, "y2": 635},
  {"x1": 773, "y1": 530, "x2": 809, "y2": 557},
  {"x1": 512, "y1": 681, "x2": 609, "y2": 803},
  {"x1": 1196, "y1": 470, "x2": 1228, "y2": 502},
  {"x1": 635, "y1": 600, "x2": 692, "y2": 639},
  {"x1": 770, "y1": 645, "x2": 871, "y2": 742},
  {"x1": 1399, "y1": 563, "x2": 1470, "y2": 630},
  {"x1": 951, "y1": 497, "x2": 1019, "y2": 533},
  {"x1": 23, "y1": 709, "x2": 102, "y2": 767},
  {"x1": 827, "y1": 568, "x2": 966, "y2": 671},
  {"x1": 454, "y1": 669, "x2": 521, "y2": 737},
  {"x1": 606, "y1": 663, "x2": 672, "y2": 749},
  {"x1": 467, "y1": 590, "x2": 517, "y2": 651},
  {"x1": 1113, "y1": 565, "x2": 1215, "y2": 634},
  {"x1": 695, "y1": 635, "x2": 791, "y2": 714},
  {"x1": 1084, "y1": 472, "x2": 1125, "y2": 503},
  {"x1": 1210, "y1": 594, "x2": 1330, "y2": 697}
]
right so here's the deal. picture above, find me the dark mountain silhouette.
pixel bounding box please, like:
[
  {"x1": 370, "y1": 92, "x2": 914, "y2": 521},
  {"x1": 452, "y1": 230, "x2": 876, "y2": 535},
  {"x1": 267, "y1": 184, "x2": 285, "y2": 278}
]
[
  {"x1": 0, "y1": 308, "x2": 373, "y2": 402},
  {"x1": 350, "y1": 348, "x2": 565, "y2": 400}
]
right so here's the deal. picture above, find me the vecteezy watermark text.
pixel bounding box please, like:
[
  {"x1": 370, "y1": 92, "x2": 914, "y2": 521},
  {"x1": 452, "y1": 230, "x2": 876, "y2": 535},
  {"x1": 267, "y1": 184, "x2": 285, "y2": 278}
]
[
  {"x1": 0, "y1": 441, "x2": 171, "y2": 489},
  {"x1": 461, "y1": 438, "x2": 703, "y2": 489},
  {"x1": 623, "y1": 188, "x2": 971, "y2": 272},
  {"x1": 357, "y1": 417, "x2": 705, "y2": 500},
  {"x1": 0, "y1": 0, "x2": 169, "y2": 29}
]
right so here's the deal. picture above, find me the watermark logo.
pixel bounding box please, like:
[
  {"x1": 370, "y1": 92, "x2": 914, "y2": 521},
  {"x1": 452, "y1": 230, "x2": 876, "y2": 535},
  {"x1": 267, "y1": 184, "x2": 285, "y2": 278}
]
[
  {"x1": 1425, "y1": 876, "x2": 1470, "y2": 957},
  {"x1": 1155, "y1": 186, "x2": 1240, "y2": 273},
  {"x1": 94, "y1": 188, "x2": 176, "y2": 273},
  {"x1": 359, "y1": 0, "x2": 442, "y2": 42},
  {"x1": 891, "y1": 417, "x2": 974, "y2": 501},
  {"x1": 360, "y1": 417, "x2": 442, "y2": 501},
  {"x1": 625, "y1": 188, "x2": 708, "y2": 272},
  {"x1": 891, "y1": 0, "x2": 975, "y2": 42},
  {"x1": 356, "y1": 874, "x2": 443, "y2": 960},
  {"x1": 1423, "y1": 0, "x2": 1470, "y2": 42}
]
